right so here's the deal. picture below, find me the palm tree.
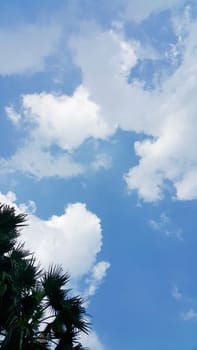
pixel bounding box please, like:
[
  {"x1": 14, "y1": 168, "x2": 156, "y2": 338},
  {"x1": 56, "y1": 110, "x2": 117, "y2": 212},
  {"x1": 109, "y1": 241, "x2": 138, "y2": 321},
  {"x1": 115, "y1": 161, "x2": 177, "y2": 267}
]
[
  {"x1": 0, "y1": 203, "x2": 90, "y2": 350},
  {"x1": 41, "y1": 265, "x2": 90, "y2": 350}
]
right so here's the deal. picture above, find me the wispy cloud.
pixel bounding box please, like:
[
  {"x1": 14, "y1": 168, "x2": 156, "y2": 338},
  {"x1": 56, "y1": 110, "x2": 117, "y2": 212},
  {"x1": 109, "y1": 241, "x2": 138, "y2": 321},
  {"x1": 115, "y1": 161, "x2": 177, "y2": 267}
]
[
  {"x1": 80, "y1": 331, "x2": 105, "y2": 350},
  {"x1": 0, "y1": 143, "x2": 84, "y2": 179},
  {"x1": 85, "y1": 261, "x2": 111, "y2": 297},
  {"x1": 90, "y1": 153, "x2": 112, "y2": 171},
  {"x1": 171, "y1": 285, "x2": 183, "y2": 300},
  {"x1": 181, "y1": 309, "x2": 197, "y2": 321},
  {"x1": 0, "y1": 22, "x2": 61, "y2": 75},
  {"x1": 149, "y1": 213, "x2": 183, "y2": 240},
  {"x1": 5, "y1": 106, "x2": 21, "y2": 124}
]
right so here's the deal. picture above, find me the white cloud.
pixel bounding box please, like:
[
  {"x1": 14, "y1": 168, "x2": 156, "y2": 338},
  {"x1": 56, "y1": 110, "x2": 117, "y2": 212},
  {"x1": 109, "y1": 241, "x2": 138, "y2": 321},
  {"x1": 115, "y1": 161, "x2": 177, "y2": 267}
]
[
  {"x1": 181, "y1": 309, "x2": 197, "y2": 321},
  {"x1": 0, "y1": 191, "x2": 109, "y2": 284},
  {"x1": 172, "y1": 285, "x2": 182, "y2": 300},
  {"x1": 0, "y1": 191, "x2": 17, "y2": 205},
  {"x1": 2, "y1": 26, "x2": 160, "y2": 180},
  {"x1": 85, "y1": 261, "x2": 111, "y2": 297},
  {"x1": 24, "y1": 203, "x2": 105, "y2": 279},
  {"x1": 123, "y1": 9, "x2": 197, "y2": 201},
  {"x1": 80, "y1": 331, "x2": 105, "y2": 350},
  {"x1": 70, "y1": 13, "x2": 197, "y2": 202},
  {"x1": 124, "y1": 17, "x2": 197, "y2": 201},
  {"x1": 0, "y1": 191, "x2": 108, "y2": 350},
  {"x1": 125, "y1": 154, "x2": 164, "y2": 202},
  {"x1": 70, "y1": 28, "x2": 153, "y2": 135},
  {"x1": 5, "y1": 106, "x2": 21, "y2": 124},
  {"x1": 3, "y1": 85, "x2": 111, "y2": 179},
  {"x1": 175, "y1": 169, "x2": 197, "y2": 200},
  {"x1": 4, "y1": 9, "x2": 197, "y2": 202},
  {"x1": 149, "y1": 213, "x2": 182, "y2": 239},
  {"x1": 0, "y1": 23, "x2": 61, "y2": 75},
  {"x1": 0, "y1": 143, "x2": 84, "y2": 179},
  {"x1": 150, "y1": 213, "x2": 170, "y2": 232},
  {"x1": 69, "y1": 22, "x2": 197, "y2": 202},
  {"x1": 90, "y1": 153, "x2": 112, "y2": 171},
  {"x1": 22, "y1": 85, "x2": 111, "y2": 151}
]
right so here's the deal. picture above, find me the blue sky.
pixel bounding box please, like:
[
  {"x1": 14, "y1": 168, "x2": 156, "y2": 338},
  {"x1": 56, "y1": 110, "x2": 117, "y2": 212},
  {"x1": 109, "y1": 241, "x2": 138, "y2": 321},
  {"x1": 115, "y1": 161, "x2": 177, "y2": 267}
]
[{"x1": 1, "y1": 0, "x2": 197, "y2": 349}]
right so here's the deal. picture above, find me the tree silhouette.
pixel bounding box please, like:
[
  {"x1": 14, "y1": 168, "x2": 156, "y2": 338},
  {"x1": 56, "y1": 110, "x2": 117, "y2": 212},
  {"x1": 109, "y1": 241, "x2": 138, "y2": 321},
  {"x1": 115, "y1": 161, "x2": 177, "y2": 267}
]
[{"x1": 0, "y1": 204, "x2": 90, "y2": 350}]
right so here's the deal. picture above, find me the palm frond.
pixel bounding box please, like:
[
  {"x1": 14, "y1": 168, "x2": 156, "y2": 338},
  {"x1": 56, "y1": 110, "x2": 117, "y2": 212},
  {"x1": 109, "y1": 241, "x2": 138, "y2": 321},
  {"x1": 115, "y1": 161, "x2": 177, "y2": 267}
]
[
  {"x1": 0, "y1": 204, "x2": 90, "y2": 350},
  {"x1": 62, "y1": 296, "x2": 91, "y2": 334},
  {"x1": 42, "y1": 265, "x2": 70, "y2": 310},
  {"x1": 0, "y1": 204, "x2": 27, "y2": 231},
  {"x1": 12, "y1": 256, "x2": 42, "y2": 290},
  {"x1": 10, "y1": 243, "x2": 31, "y2": 260},
  {"x1": 43, "y1": 265, "x2": 70, "y2": 288},
  {"x1": 0, "y1": 204, "x2": 27, "y2": 255}
]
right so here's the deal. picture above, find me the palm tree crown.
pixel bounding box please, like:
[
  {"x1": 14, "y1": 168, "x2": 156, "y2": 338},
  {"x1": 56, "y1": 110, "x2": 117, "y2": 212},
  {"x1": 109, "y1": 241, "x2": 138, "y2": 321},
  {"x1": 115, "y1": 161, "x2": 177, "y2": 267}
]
[{"x1": 0, "y1": 203, "x2": 90, "y2": 350}]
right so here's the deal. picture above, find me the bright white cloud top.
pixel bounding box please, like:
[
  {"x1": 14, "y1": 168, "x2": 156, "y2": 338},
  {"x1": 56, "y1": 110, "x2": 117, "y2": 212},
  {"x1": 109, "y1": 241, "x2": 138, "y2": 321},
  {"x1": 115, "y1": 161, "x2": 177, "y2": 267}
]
[{"x1": 22, "y1": 86, "x2": 110, "y2": 150}]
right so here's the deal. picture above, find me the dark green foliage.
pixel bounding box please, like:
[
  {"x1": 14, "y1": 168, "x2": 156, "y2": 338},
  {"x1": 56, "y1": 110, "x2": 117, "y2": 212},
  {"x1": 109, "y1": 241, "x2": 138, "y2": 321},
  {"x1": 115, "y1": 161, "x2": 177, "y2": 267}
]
[{"x1": 0, "y1": 203, "x2": 90, "y2": 350}]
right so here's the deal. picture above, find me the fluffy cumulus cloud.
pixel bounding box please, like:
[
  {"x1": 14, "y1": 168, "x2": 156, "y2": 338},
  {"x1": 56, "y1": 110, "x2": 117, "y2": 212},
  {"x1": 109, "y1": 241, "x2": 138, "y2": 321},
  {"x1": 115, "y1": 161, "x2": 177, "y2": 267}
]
[
  {"x1": 69, "y1": 9, "x2": 197, "y2": 202},
  {"x1": 0, "y1": 191, "x2": 108, "y2": 349},
  {"x1": 4, "y1": 27, "x2": 138, "y2": 179},
  {"x1": 124, "y1": 15, "x2": 197, "y2": 201},
  {"x1": 70, "y1": 27, "x2": 151, "y2": 134},
  {"x1": 4, "y1": 4, "x2": 197, "y2": 202},
  {"x1": 0, "y1": 191, "x2": 109, "y2": 292},
  {"x1": 21, "y1": 86, "x2": 111, "y2": 150},
  {"x1": 3, "y1": 85, "x2": 111, "y2": 178},
  {"x1": 28, "y1": 202, "x2": 104, "y2": 279},
  {"x1": 0, "y1": 22, "x2": 61, "y2": 75}
]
